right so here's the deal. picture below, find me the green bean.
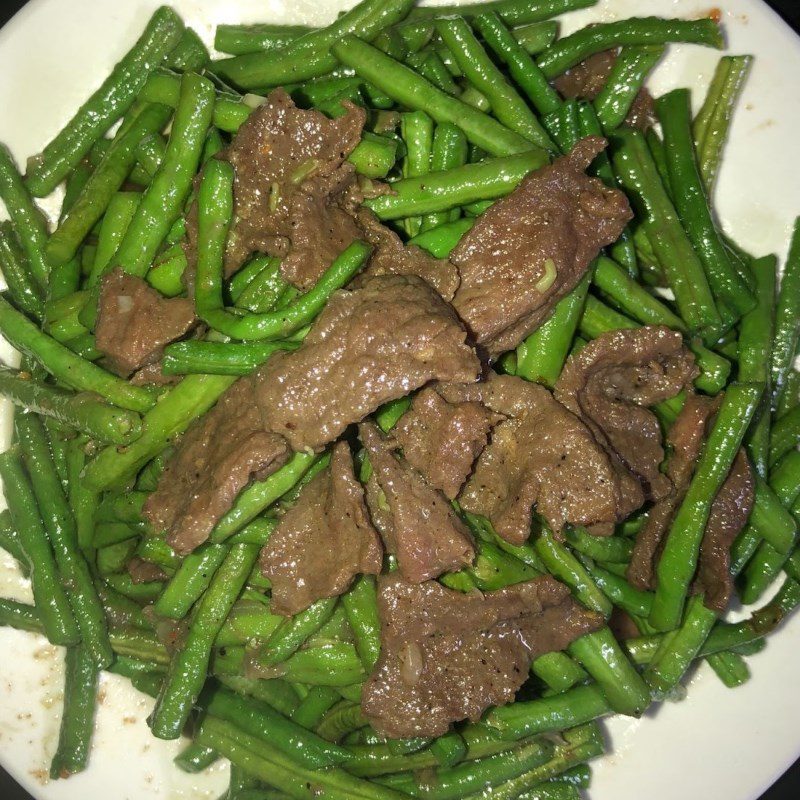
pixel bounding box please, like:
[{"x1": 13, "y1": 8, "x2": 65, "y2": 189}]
[
  {"x1": 595, "y1": 46, "x2": 664, "y2": 132},
  {"x1": 95, "y1": 537, "x2": 137, "y2": 576},
  {"x1": 436, "y1": 18, "x2": 555, "y2": 152},
  {"x1": 89, "y1": 192, "x2": 140, "y2": 281},
  {"x1": 382, "y1": 738, "x2": 556, "y2": 800},
  {"x1": 135, "y1": 133, "x2": 166, "y2": 180},
  {"x1": 748, "y1": 471, "x2": 798, "y2": 555},
  {"x1": 220, "y1": 676, "x2": 301, "y2": 718},
  {"x1": 95, "y1": 73, "x2": 215, "y2": 283},
  {"x1": 0, "y1": 145, "x2": 50, "y2": 289},
  {"x1": 198, "y1": 715, "x2": 409, "y2": 800},
  {"x1": 0, "y1": 450, "x2": 78, "y2": 645},
  {"x1": 0, "y1": 223, "x2": 45, "y2": 319},
  {"x1": 316, "y1": 701, "x2": 369, "y2": 743},
  {"x1": 657, "y1": 89, "x2": 755, "y2": 317},
  {"x1": 694, "y1": 56, "x2": 753, "y2": 191},
  {"x1": 706, "y1": 651, "x2": 750, "y2": 688},
  {"x1": 165, "y1": 28, "x2": 210, "y2": 72},
  {"x1": 50, "y1": 646, "x2": 98, "y2": 779},
  {"x1": 777, "y1": 369, "x2": 800, "y2": 419},
  {"x1": 83, "y1": 374, "x2": 236, "y2": 491},
  {"x1": 649, "y1": 382, "x2": 763, "y2": 630},
  {"x1": 154, "y1": 543, "x2": 229, "y2": 620},
  {"x1": 365, "y1": 150, "x2": 548, "y2": 220},
  {"x1": 0, "y1": 510, "x2": 30, "y2": 577},
  {"x1": 0, "y1": 597, "x2": 41, "y2": 631},
  {"x1": 475, "y1": 13, "x2": 561, "y2": 117},
  {"x1": 581, "y1": 559, "x2": 654, "y2": 619},
  {"x1": 332, "y1": 36, "x2": 537, "y2": 157},
  {"x1": 580, "y1": 294, "x2": 730, "y2": 396},
  {"x1": 46, "y1": 104, "x2": 171, "y2": 268},
  {"x1": 162, "y1": 340, "x2": 300, "y2": 377},
  {"x1": 408, "y1": 0, "x2": 597, "y2": 24},
  {"x1": 0, "y1": 365, "x2": 141, "y2": 445},
  {"x1": 229, "y1": 255, "x2": 276, "y2": 304},
  {"x1": 565, "y1": 528, "x2": 633, "y2": 563},
  {"x1": 400, "y1": 111, "x2": 434, "y2": 237},
  {"x1": 515, "y1": 275, "x2": 589, "y2": 386},
  {"x1": 537, "y1": 17, "x2": 723, "y2": 79},
  {"x1": 204, "y1": 685, "x2": 351, "y2": 768},
  {"x1": 135, "y1": 536, "x2": 179, "y2": 571},
  {"x1": 93, "y1": 521, "x2": 144, "y2": 548},
  {"x1": 420, "y1": 122, "x2": 468, "y2": 231},
  {"x1": 25, "y1": 7, "x2": 185, "y2": 197},
  {"x1": 260, "y1": 598, "x2": 338, "y2": 667},
  {"x1": 409, "y1": 217, "x2": 474, "y2": 259},
  {"x1": 610, "y1": 128, "x2": 721, "y2": 338},
  {"x1": 174, "y1": 742, "x2": 220, "y2": 773},
  {"x1": 215, "y1": 24, "x2": 313, "y2": 56},
  {"x1": 144, "y1": 246, "x2": 186, "y2": 297},
  {"x1": 213, "y1": 0, "x2": 416, "y2": 89},
  {"x1": 530, "y1": 652, "x2": 588, "y2": 693},
  {"x1": 341, "y1": 575, "x2": 381, "y2": 673},
  {"x1": 408, "y1": 50, "x2": 460, "y2": 97},
  {"x1": 211, "y1": 452, "x2": 318, "y2": 542},
  {"x1": 771, "y1": 218, "x2": 800, "y2": 412},
  {"x1": 430, "y1": 732, "x2": 468, "y2": 768},
  {"x1": 149, "y1": 543, "x2": 259, "y2": 739},
  {"x1": 770, "y1": 404, "x2": 800, "y2": 467},
  {"x1": 291, "y1": 686, "x2": 341, "y2": 729},
  {"x1": 242, "y1": 642, "x2": 366, "y2": 687}
]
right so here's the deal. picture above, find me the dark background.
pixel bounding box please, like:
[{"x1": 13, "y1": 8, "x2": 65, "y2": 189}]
[{"x1": 0, "y1": 0, "x2": 798, "y2": 798}]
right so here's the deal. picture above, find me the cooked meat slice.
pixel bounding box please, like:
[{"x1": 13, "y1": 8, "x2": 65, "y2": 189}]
[
  {"x1": 143, "y1": 377, "x2": 290, "y2": 554},
  {"x1": 353, "y1": 208, "x2": 461, "y2": 301},
  {"x1": 391, "y1": 386, "x2": 498, "y2": 500},
  {"x1": 360, "y1": 421, "x2": 474, "y2": 583},
  {"x1": 627, "y1": 394, "x2": 717, "y2": 591},
  {"x1": 455, "y1": 375, "x2": 623, "y2": 544},
  {"x1": 694, "y1": 449, "x2": 754, "y2": 612},
  {"x1": 255, "y1": 274, "x2": 480, "y2": 452},
  {"x1": 450, "y1": 137, "x2": 632, "y2": 357},
  {"x1": 183, "y1": 89, "x2": 366, "y2": 283},
  {"x1": 260, "y1": 441, "x2": 383, "y2": 616},
  {"x1": 554, "y1": 50, "x2": 656, "y2": 131},
  {"x1": 555, "y1": 326, "x2": 698, "y2": 522},
  {"x1": 627, "y1": 393, "x2": 755, "y2": 613},
  {"x1": 362, "y1": 574, "x2": 603, "y2": 738},
  {"x1": 126, "y1": 557, "x2": 168, "y2": 585},
  {"x1": 95, "y1": 267, "x2": 195, "y2": 377},
  {"x1": 608, "y1": 607, "x2": 642, "y2": 641}
]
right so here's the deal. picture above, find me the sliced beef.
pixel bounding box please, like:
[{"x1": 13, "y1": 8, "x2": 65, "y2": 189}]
[
  {"x1": 452, "y1": 375, "x2": 623, "y2": 544},
  {"x1": 184, "y1": 89, "x2": 366, "y2": 284},
  {"x1": 555, "y1": 326, "x2": 698, "y2": 523},
  {"x1": 255, "y1": 274, "x2": 480, "y2": 453},
  {"x1": 126, "y1": 557, "x2": 168, "y2": 585},
  {"x1": 353, "y1": 208, "x2": 461, "y2": 301},
  {"x1": 260, "y1": 441, "x2": 383, "y2": 616},
  {"x1": 360, "y1": 421, "x2": 474, "y2": 583},
  {"x1": 391, "y1": 385, "x2": 498, "y2": 500},
  {"x1": 143, "y1": 377, "x2": 290, "y2": 554},
  {"x1": 554, "y1": 50, "x2": 656, "y2": 131},
  {"x1": 95, "y1": 267, "x2": 195, "y2": 377},
  {"x1": 627, "y1": 394, "x2": 754, "y2": 613},
  {"x1": 450, "y1": 137, "x2": 632, "y2": 357},
  {"x1": 362, "y1": 574, "x2": 603, "y2": 738}
]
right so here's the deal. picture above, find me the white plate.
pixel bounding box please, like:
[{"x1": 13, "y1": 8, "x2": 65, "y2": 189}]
[{"x1": 1, "y1": 1, "x2": 799, "y2": 798}]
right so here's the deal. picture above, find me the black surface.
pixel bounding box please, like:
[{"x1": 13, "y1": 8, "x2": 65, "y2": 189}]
[{"x1": 0, "y1": 0, "x2": 799, "y2": 798}]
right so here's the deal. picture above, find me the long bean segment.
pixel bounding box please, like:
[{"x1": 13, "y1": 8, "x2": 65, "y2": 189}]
[
  {"x1": 162, "y1": 340, "x2": 300, "y2": 376},
  {"x1": 771, "y1": 217, "x2": 800, "y2": 412},
  {"x1": 25, "y1": 7, "x2": 185, "y2": 196}
]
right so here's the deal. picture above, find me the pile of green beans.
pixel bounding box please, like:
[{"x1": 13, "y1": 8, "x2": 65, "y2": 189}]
[{"x1": 0, "y1": 1, "x2": 799, "y2": 799}]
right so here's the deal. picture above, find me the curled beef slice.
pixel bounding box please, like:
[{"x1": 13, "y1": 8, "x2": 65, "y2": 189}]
[
  {"x1": 450, "y1": 137, "x2": 632, "y2": 357},
  {"x1": 260, "y1": 441, "x2": 383, "y2": 616},
  {"x1": 255, "y1": 274, "x2": 480, "y2": 453},
  {"x1": 360, "y1": 421, "x2": 474, "y2": 583},
  {"x1": 554, "y1": 50, "x2": 656, "y2": 131},
  {"x1": 455, "y1": 375, "x2": 623, "y2": 544},
  {"x1": 353, "y1": 208, "x2": 461, "y2": 301},
  {"x1": 392, "y1": 385, "x2": 498, "y2": 500},
  {"x1": 95, "y1": 267, "x2": 195, "y2": 377},
  {"x1": 185, "y1": 89, "x2": 366, "y2": 283},
  {"x1": 555, "y1": 326, "x2": 698, "y2": 522},
  {"x1": 143, "y1": 377, "x2": 290, "y2": 555},
  {"x1": 362, "y1": 574, "x2": 603, "y2": 738}
]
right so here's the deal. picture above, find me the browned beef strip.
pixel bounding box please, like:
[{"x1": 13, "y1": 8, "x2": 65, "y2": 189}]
[
  {"x1": 353, "y1": 208, "x2": 461, "y2": 302},
  {"x1": 362, "y1": 574, "x2": 603, "y2": 738},
  {"x1": 694, "y1": 449, "x2": 754, "y2": 612},
  {"x1": 260, "y1": 441, "x2": 383, "y2": 616},
  {"x1": 554, "y1": 50, "x2": 656, "y2": 131},
  {"x1": 627, "y1": 394, "x2": 718, "y2": 591},
  {"x1": 184, "y1": 89, "x2": 366, "y2": 285},
  {"x1": 126, "y1": 557, "x2": 168, "y2": 585},
  {"x1": 555, "y1": 326, "x2": 698, "y2": 523},
  {"x1": 143, "y1": 377, "x2": 290, "y2": 554},
  {"x1": 391, "y1": 385, "x2": 498, "y2": 500},
  {"x1": 360, "y1": 421, "x2": 475, "y2": 583},
  {"x1": 608, "y1": 607, "x2": 642, "y2": 641},
  {"x1": 450, "y1": 137, "x2": 632, "y2": 358},
  {"x1": 255, "y1": 274, "x2": 480, "y2": 453},
  {"x1": 453, "y1": 374, "x2": 623, "y2": 544},
  {"x1": 95, "y1": 267, "x2": 195, "y2": 377},
  {"x1": 627, "y1": 393, "x2": 755, "y2": 613}
]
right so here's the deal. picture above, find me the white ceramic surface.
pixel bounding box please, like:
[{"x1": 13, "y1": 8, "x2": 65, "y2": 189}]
[{"x1": 0, "y1": 1, "x2": 799, "y2": 798}]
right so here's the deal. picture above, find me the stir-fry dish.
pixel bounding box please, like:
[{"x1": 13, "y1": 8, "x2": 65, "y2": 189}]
[{"x1": 0, "y1": 1, "x2": 799, "y2": 797}]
